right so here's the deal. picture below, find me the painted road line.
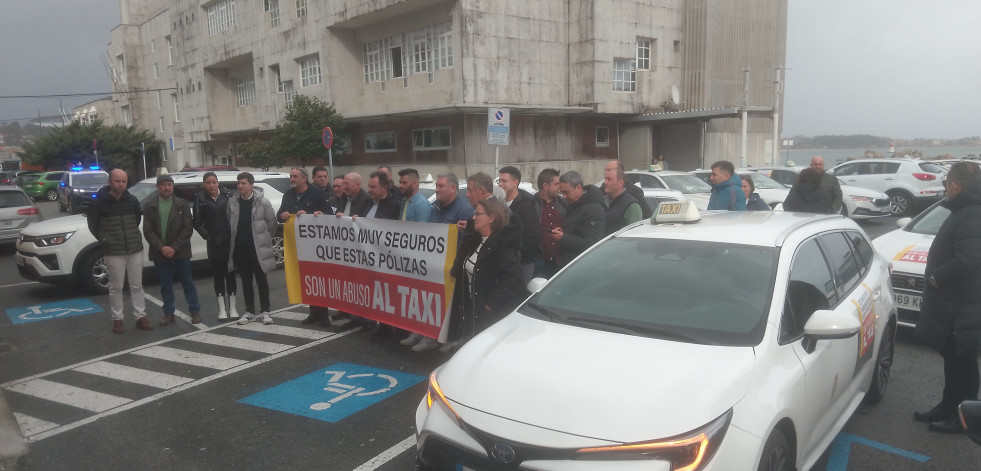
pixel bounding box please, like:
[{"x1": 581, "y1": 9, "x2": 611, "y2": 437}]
[
  {"x1": 144, "y1": 293, "x2": 209, "y2": 331},
  {"x1": 12, "y1": 412, "x2": 59, "y2": 437},
  {"x1": 25, "y1": 327, "x2": 362, "y2": 442},
  {"x1": 0, "y1": 281, "x2": 40, "y2": 290},
  {"x1": 274, "y1": 310, "x2": 310, "y2": 321},
  {"x1": 353, "y1": 435, "x2": 416, "y2": 471},
  {"x1": 73, "y1": 361, "x2": 194, "y2": 390},
  {"x1": 229, "y1": 322, "x2": 332, "y2": 340},
  {"x1": 185, "y1": 331, "x2": 296, "y2": 354},
  {"x1": 5, "y1": 378, "x2": 130, "y2": 413},
  {"x1": 131, "y1": 345, "x2": 248, "y2": 371}
]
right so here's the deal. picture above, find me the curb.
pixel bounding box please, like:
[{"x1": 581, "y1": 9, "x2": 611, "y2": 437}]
[{"x1": 0, "y1": 389, "x2": 27, "y2": 470}]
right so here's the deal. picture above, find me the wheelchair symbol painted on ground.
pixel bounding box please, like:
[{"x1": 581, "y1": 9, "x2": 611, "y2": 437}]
[
  {"x1": 309, "y1": 370, "x2": 399, "y2": 410},
  {"x1": 5, "y1": 299, "x2": 104, "y2": 325},
  {"x1": 238, "y1": 362, "x2": 426, "y2": 422}
]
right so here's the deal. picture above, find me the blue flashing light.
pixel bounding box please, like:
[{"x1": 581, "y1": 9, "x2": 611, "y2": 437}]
[
  {"x1": 92, "y1": 194, "x2": 98, "y2": 199},
  {"x1": 89, "y1": 166, "x2": 100, "y2": 170},
  {"x1": 70, "y1": 167, "x2": 83, "y2": 172}
]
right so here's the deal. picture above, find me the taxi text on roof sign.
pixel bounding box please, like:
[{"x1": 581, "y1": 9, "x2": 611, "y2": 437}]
[{"x1": 651, "y1": 201, "x2": 701, "y2": 224}]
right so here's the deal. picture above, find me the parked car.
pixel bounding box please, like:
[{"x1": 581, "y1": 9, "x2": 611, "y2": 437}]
[
  {"x1": 624, "y1": 169, "x2": 714, "y2": 209},
  {"x1": 689, "y1": 169, "x2": 791, "y2": 208},
  {"x1": 15, "y1": 171, "x2": 290, "y2": 293},
  {"x1": 831, "y1": 158, "x2": 946, "y2": 216},
  {"x1": 22, "y1": 171, "x2": 66, "y2": 202},
  {"x1": 57, "y1": 169, "x2": 109, "y2": 214},
  {"x1": 0, "y1": 186, "x2": 43, "y2": 244},
  {"x1": 13, "y1": 171, "x2": 42, "y2": 187},
  {"x1": 871, "y1": 199, "x2": 949, "y2": 327},
  {"x1": 178, "y1": 165, "x2": 239, "y2": 172},
  {"x1": 0, "y1": 171, "x2": 18, "y2": 185},
  {"x1": 415, "y1": 205, "x2": 897, "y2": 471},
  {"x1": 750, "y1": 166, "x2": 892, "y2": 219}
]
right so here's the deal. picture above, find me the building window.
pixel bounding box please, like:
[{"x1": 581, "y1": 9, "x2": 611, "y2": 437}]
[
  {"x1": 613, "y1": 58, "x2": 636, "y2": 92},
  {"x1": 207, "y1": 0, "x2": 237, "y2": 35},
  {"x1": 281, "y1": 80, "x2": 295, "y2": 109},
  {"x1": 596, "y1": 127, "x2": 610, "y2": 147},
  {"x1": 166, "y1": 36, "x2": 173, "y2": 65},
  {"x1": 121, "y1": 105, "x2": 130, "y2": 125},
  {"x1": 150, "y1": 39, "x2": 156, "y2": 52},
  {"x1": 235, "y1": 75, "x2": 256, "y2": 106},
  {"x1": 299, "y1": 56, "x2": 321, "y2": 87},
  {"x1": 363, "y1": 39, "x2": 389, "y2": 83},
  {"x1": 155, "y1": 90, "x2": 163, "y2": 109},
  {"x1": 411, "y1": 29, "x2": 431, "y2": 75},
  {"x1": 364, "y1": 131, "x2": 397, "y2": 153},
  {"x1": 674, "y1": 40, "x2": 681, "y2": 53},
  {"x1": 172, "y1": 93, "x2": 180, "y2": 122},
  {"x1": 115, "y1": 53, "x2": 127, "y2": 84},
  {"x1": 265, "y1": 0, "x2": 280, "y2": 26},
  {"x1": 391, "y1": 46, "x2": 404, "y2": 78},
  {"x1": 636, "y1": 38, "x2": 653, "y2": 70},
  {"x1": 159, "y1": 117, "x2": 165, "y2": 132},
  {"x1": 296, "y1": 0, "x2": 307, "y2": 17},
  {"x1": 436, "y1": 22, "x2": 453, "y2": 69},
  {"x1": 153, "y1": 63, "x2": 159, "y2": 79},
  {"x1": 412, "y1": 128, "x2": 451, "y2": 150}
]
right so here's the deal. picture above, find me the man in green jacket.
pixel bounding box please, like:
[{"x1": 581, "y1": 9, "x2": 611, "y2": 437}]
[
  {"x1": 88, "y1": 169, "x2": 153, "y2": 333},
  {"x1": 143, "y1": 174, "x2": 201, "y2": 326}
]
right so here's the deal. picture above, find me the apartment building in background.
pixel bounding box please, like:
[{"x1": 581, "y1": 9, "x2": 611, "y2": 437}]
[{"x1": 107, "y1": 0, "x2": 787, "y2": 178}]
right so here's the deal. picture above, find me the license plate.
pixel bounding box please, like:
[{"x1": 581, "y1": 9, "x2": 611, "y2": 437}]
[
  {"x1": 894, "y1": 293, "x2": 921, "y2": 311},
  {"x1": 0, "y1": 220, "x2": 11, "y2": 227}
]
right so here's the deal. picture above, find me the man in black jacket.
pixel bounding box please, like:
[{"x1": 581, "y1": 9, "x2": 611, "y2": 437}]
[
  {"x1": 498, "y1": 166, "x2": 539, "y2": 282},
  {"x1": 194, "y1": 172, "x2": 239, "y2": 322},
  {"x1": 336, "y1": 172, "x2": 373, "y2": 217},
  {"x1": 364, "y1": 171, "x2": 402, "y2": 220},
  {"x1": 88, "y1": 169, "x2": 153, "y2": 334},
  {"x1": 533, "y1": 168, "x2": 566, "y2": 278},
  {"x1": 914, "y1": 162, "x2": 981, "y2": 433},
  {"x1": 603, "y1": 160, "x2": 653, "y2": 219},
  {"x1": 550, "y1": 170, "x2": 605, "y2": 266}
]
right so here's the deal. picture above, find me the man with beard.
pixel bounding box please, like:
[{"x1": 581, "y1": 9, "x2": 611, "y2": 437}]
[{"x1": 549, "y1": 170, "x2": 605, "y2": 265}]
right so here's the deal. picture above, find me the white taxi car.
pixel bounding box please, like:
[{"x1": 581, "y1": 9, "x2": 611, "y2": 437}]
[
  {"x1": 416, "y1": 204, "x2": 897, "y2": 471},
  {"x1": 871, "y1": 200, "x2": 948, "y2": 327},
  {"x1": 15, "y1": 171, "x2": 289, "y2": 293}
]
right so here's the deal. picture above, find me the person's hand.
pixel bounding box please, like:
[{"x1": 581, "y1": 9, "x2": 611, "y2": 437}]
[
  {"x1": 279, "y1": 211, "x2": 290, "y2": 221},
  {"x1": 335, "y1": 212, "x2": 345, "y2": 218},
  {"x1": 549, "y1": 227, "x2": 563, "y2": 240},
  {"x1": 297, "y1": 210, "x2": 306, "y2": 216},
  {"x1": 161, "y1": 246, "x2": 176, "y2": 258},
  {"x1": 456, "y1": 220, "x2": 468, "y2": 231},
  {"x1": 352, "y1": 215, "x2": 359, "y2": 221},
  {"x1": 313, "y1": 211, "x2": 323, "y2": 216}
]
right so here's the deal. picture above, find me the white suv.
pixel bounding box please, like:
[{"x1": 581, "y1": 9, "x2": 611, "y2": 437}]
[
  {"x1": 831, "y1": 158, "x2": 945, "y2": 216},
  {"x1": 15, "y1": 171, "x2": 290, "y2": 293}
]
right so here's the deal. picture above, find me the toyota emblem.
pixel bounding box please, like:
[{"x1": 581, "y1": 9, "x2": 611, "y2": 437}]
[
  {"x1": 490, "y1": 443, "x2": 517, "y2": 464},
  {"x1": 908, "y1": 276, "x2": 918, "y2": 288}
]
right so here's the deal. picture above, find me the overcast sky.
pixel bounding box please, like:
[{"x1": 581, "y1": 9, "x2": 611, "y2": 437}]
[{"x1": 1, "y1": 0, "x2": 978, "y2": 140}]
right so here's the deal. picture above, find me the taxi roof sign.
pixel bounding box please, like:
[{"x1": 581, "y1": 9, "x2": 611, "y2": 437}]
[{"x1": 651, "y1": 201, "x2": 701, "y2": 224}]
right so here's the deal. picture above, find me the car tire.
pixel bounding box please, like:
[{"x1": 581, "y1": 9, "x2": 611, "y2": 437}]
[
  {"x1": 865, "y1": 319, "x2": 896, "y2": 404},
  {"x1": 839, "y1": 205, "x2": 849, "y2": 217},
  {"x1": 58, "y1": 198, "x2": 67, "y2": 212},
  {"x1": 887, "y1": 191, "x2": 913, "y2": 217},
  {"x1": 45, "y1": 189, "x2": 58, "y2": 201},
  {"x1": 68, "y1": 197, "x2": 77, "y2": 215},
  {"x1": 757, "y1": 429, "x2": 792, "y2": 471},
  {"x1": 78, "y1": 250, "x2": 110, "y2": 294}
]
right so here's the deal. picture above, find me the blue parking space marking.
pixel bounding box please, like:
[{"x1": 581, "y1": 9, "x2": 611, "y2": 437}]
[
  {"x1": 238, "y1": 362, "x2": 425, "y2": 423},
  {"x1": 826, "y1": 433, "x2": 930, "y2": 469},
  {"x1": 5, "y1": 299, "x2": 104, "y2": 325}
]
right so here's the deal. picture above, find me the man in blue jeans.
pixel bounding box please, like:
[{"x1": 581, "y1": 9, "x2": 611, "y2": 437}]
[{"x1": 143, "y1": 174, "x2": 201, "y2": 325}]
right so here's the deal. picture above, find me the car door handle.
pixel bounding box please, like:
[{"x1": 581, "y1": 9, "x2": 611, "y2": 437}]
[{"x1": 873, "y1": 289, "x2": 881, "y2": 301}]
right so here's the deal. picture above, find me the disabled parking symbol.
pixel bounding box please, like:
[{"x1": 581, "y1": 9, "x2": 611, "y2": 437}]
[
  {"x1": 5, "y1": 299, "x2": 104, "y2": 325},
  {"x1": 238, "y1": 362, "x2": 425, "y2": 423}
]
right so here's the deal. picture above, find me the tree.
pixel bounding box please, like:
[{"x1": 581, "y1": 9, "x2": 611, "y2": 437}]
[
  {"x1": 17, "y1": 120, "x2": 160, "y2": 172},
  {"x1": 239, "y1": 139, "x2": 283, "y2": 171},
  {"x1": 270, "y1": 95, "x2": 347, "y2": 167}
]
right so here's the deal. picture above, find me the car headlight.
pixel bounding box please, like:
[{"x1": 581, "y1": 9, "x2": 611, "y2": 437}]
[
  {"x1": 425, "y1": 371, "x2": 461, "y2": 426},
  {"x1": 574, "y1": 409, "x2": 732, "y2": 471},
  {"x1": 34, "y1": 232, "x2": 75, "y2": 247},
  {"x1": 851, "y1": 195, "x2": 873, "y2": 202}
]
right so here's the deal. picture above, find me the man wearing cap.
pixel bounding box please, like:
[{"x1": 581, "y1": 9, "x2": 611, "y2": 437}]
[{"x1": 143, "y1": 174, "x2": 201, "y2": 325}]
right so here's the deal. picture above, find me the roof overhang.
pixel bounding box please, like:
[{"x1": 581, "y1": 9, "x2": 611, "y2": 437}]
[
  {"x1": 618, "y1": 106, "x2": 775, "y2": 124},
  {"x1": 344, "y1": 104, "x2": 596, "y2": 123}
]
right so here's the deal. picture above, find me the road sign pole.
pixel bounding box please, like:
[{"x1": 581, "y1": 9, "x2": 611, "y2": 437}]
[
  {"x1": 495, "y1": 146, "x2": 499, "y2": 172},
  {"x1": 329, "y1": 148, "x2": 334, "y2": 181}
]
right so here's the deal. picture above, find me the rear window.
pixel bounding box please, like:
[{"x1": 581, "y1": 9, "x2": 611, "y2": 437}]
[
  {"x1": 260, "y1": 177, "x2": 290, "y2": 194},
  {"x1": 0, "y1": 190, "x2": 32, "y2": 208},
  {"x1": 918, "y1": 162, "x2": 945, "y2": 174}
]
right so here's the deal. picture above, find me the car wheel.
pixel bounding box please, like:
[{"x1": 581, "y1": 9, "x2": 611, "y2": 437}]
[
  {"x1": 865, "y1": 319, "x2": 896, "y2": 404},
  {"x1": 78, "y1": 251, "x2": 110, "y2": 294},
  {"x1": 839, "y1": 205, "x2": 849, "y2": 217},
  {"x1": 45, "y1": 189, "x2": 58, "y2": 201},
  {"x1": 58, "y1": 198, "x2": 67, "y2": 212},
  {"x1": 757, "y1": 430, "x2": 792, "y2": 471},
  {"x1": 887, "y1": 191, "x2": 913, "y2": 217},
  {"x1": 273, "y1": 234, "x2": 285, "y2": 267}
]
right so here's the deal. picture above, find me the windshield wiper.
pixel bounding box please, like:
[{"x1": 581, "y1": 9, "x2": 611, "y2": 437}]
[
  {"x1": 520, "y1": 302, "x2": 566, "y2": 323},
  {"x1": 565, "y1": 317, "x2": 706, "y2": 343}
]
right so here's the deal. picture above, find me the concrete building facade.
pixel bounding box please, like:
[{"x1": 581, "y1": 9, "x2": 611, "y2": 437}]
[{"x1": 107, "y1": 0, "x2": 786, "y2": 180}]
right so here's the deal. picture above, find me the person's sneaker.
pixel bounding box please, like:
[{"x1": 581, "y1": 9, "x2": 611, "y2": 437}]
[
  {"x1": 438, "y1": 341, "x2": 460, "y2": 354},
  {"x1": 135, "y1": 316, "x2": 154, "y2": 331},
  {"x1": 400, "y1": 332, "x2": 423, "y2": 346},
  {"x1": 260, "y1": 312, "x2": 273, "y2": 325},
  {"x1": 112, "y1": 320, "x2": 124, "y2": 334},
  {"x1": 237, "y1": 312, "x2": 255, "y2": 325},
  {"x1": 411, "y1": 337, "x2": 439, "y2": 352}
]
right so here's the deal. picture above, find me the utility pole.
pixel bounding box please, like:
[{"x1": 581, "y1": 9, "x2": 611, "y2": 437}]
[
  {"x1": 740, "y1": 67, "x2": 750, "y2": 168},
  {"x1": 772, "y1": 66, "x2": 785, "y2": 166}
]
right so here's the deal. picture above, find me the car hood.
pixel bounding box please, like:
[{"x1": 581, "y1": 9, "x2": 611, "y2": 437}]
[
  {"x1": 20, "y1": 214, "x2": 88, "y2": 235},
  {"x1": 438, "y1": 313, "x2": 755, "y2": 443},
  {"x1": 682, "y1": 192, "x2": 711, "y2": 210},
  {"x1": 872, "y1": 228, "x2": 933, "y2": 275}
]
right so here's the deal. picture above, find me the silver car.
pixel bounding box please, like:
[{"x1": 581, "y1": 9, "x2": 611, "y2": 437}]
[{"x1": 0, "y1": 187, "x2": 43, "y2": 243}]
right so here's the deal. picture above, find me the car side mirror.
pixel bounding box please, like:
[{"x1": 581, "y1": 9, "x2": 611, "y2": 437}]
[
  {"x1": 896, "y1": 217, "x2": 912, "y2": 229},
  {"x1": 800, "y1": 309, "x2": 860, "y2": 353},
  {"x1": 959, "y1": 401, "x2": 981, "y2": 446},
  {"x1": 527, "y1": 277, "x2": 548, "y2": 293}
]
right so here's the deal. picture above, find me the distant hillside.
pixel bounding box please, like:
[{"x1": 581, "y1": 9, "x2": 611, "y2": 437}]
[{"x1": 789, "y1": 134, "x2": 980, "y2": 149}]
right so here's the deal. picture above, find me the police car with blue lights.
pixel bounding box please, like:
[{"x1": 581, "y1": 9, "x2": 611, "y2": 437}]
[
  {"x1": 57, "y1": 167, "x2": 108, "y2": 214},
  {"x1": 415, "y1": 202, "x2": 897, "y2": 471}
]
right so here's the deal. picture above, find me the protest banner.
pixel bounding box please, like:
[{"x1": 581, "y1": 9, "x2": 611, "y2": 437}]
[{"x1": 284, "y1": 214, "x2": 457, "y2": 339}]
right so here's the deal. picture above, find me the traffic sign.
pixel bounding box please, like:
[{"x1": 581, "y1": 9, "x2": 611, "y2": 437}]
[
  {"x1": 322, "y1": 126, "x2": 334, "y2": 150},
  {"x1": 487, "y1": 107, "x2": 510, "y2": 146}
]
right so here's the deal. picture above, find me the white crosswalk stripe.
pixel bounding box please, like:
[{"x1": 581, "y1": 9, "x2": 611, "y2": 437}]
[
  {"x1": 184, "y1": 331, "x2": 295, "y2": 354},
  {"x1": 13, "y1": 412, "x2": 59, "y2": 437},
  {"x1": 229, "y1": 322, "x2": 331, "y2": 340},
  {"x1": 131, "y1": 345, "x2": 248, "y2": 370},
  {"x1": 73, "y1": 361, "x2": 194, "y2": 389},
  {"x1": 6, "y1": 378, "x2": 130, "y2": 412}
]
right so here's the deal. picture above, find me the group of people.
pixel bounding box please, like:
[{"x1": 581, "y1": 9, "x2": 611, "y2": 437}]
[
  {"x1": 705, "y1": 156, "x2": 843, "y2": 214},
  {"x1": 88, "y1": 169, "x2": 278, "y2": 333}
]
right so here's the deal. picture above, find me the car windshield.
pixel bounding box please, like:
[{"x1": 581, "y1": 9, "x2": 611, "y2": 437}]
[
  {"x1": 0, "y1": 191, "x2": 32, "y2": 208},
  {"x1": 72, "y1": 174, "x2": 108, "y2": 186},
  {"x1": 660, "y1": 174, "x2": 712, "y2": 194},
  {"x1": 129, "y1": 182, "x2": 159, "y2": 204},
  {"x1": 521, "y1": 238, "x2": 776, "y2": 346},
  {"x1": 744, "y1": 172, "x2": 786, "y2": 189},
  {"x1": 907, "y1": 203, "x2": 950, "y2": 235}
]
